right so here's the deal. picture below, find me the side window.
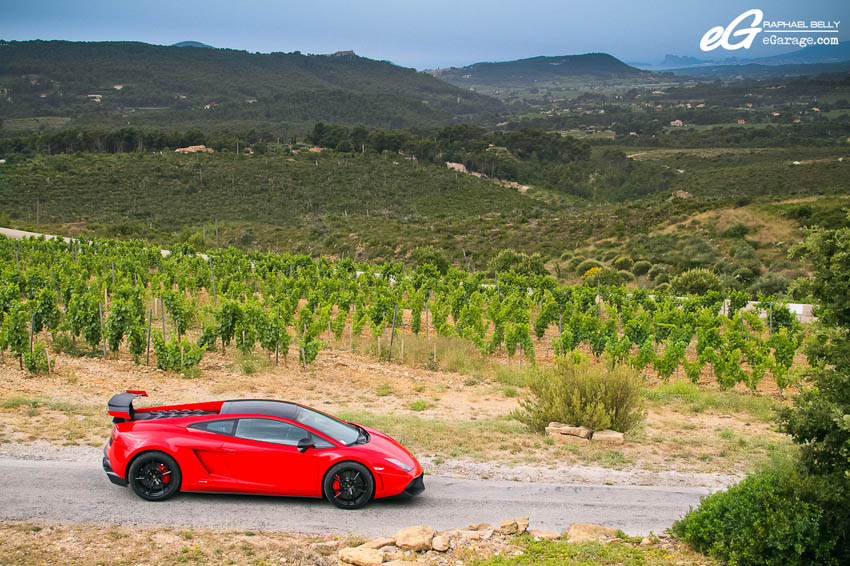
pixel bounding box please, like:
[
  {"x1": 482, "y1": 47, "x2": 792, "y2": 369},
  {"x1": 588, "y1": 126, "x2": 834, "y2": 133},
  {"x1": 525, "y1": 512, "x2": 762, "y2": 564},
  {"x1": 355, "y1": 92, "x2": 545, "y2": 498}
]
[
  {"x1": 235, "y1": 418, "x2": 308, "y2": 446},
  {"x1": 312, "y1": 436, "x2": 334, "y2": 449},
  {"x1": 190, "y1": 419, "x2": 236, "y2": 436}
]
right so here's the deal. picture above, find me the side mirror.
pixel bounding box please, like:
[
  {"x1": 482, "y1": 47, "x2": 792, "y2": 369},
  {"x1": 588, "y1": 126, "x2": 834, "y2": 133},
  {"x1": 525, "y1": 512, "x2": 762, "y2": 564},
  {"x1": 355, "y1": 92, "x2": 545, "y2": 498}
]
[{"x1": 297, "y1": 437, "x2": 315, "y2": 453}]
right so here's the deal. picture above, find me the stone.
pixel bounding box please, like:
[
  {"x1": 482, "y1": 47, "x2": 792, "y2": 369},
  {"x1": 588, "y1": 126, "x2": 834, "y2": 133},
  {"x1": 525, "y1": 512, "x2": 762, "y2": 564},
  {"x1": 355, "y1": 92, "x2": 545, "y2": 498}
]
[
  {"x1": 456, "y1": 530, "x2": 480, "y2": 540},
  {"x1": 468, "y1": 523, "x2": 492, "y2": 531},
  {"x1": 515, "y1": 517, "x2": 529, "y2": 535},
  {"x1": 590, "y1": 430, "x2": 625, "y2": 445},
  {"x1": 546, "y1": 424, "x2": 592, "y2": 438},
  {"x1": 431, "y1": 535, "x2": 450, "y2": 552},
  {"x1": 497, "y1": 520, "x2": 518, "y2": 535},
  {"x1": 548, "y1": 432, "x2": 588, "y2": 444},
  {"x1": 526, "y1": 529, "x2": 560, "y2": 541},
  {"x1": 640, "y1": 537, "x2": 652, "y2": 546},
  {"x1": 362, "y1": 538, "x2": 394, "y2": 550},
  {"x1": 566, "y1": 524, "x2": 619, "y2": 543},
  {"x1": 380, "y1": 547, "x2": 402, "y2": 561},
  {"x1": 338, "y1": 546, "x2": 384, "y2": 566},
  {"x1": 394, "y1": 525, "x2": 435, "y2": 551}
]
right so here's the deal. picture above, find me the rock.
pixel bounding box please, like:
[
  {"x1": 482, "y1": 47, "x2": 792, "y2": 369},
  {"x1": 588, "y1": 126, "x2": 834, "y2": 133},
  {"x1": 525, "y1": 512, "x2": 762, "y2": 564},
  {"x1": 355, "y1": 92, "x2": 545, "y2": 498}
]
[
  {"x1": 338, "y1": 546, "x2": 384, "y2": 566},
  {"x1": 566, "y1": 524, "x2": 619, "y2": 543},
  {"x1": 590, "y1": 430, "x2": 625, "y2": 445},
  {"x1": 548, "y1": 432, "x2": 588, "y2": 444},
  {"x1": 431, "y1": 535, "x2": 450, "y2": 552},
  {"x1": 380, "y1": 547, "x2": 403, "y2": 561},
  {"x1": 640, "y1": 537, "x2": 652, "y2": 545},
  {"x1": 546, "y1": 424, "x2": 592, "y2": 439},
  {"x1": 497, "y1": 520, "x2": 518, "y2": 535},
  {"x1": 456, "y1": 530, "x2": 480, "y2": 540},
  {"x1": 515, "y1": 517, "x2": 529, "y2": 535},
  {"x1": 362, "y1": 538, "x2": 394, "y2": 550},
  {"x1": 526, "y1": 529, "x2": 560, "y2": 541},
  {"x1": 468, "y1": 523, "x2": 492, "y2": 531},
  {"x1": 394, "y1": 525, "x2": 435, "y2": 551}
]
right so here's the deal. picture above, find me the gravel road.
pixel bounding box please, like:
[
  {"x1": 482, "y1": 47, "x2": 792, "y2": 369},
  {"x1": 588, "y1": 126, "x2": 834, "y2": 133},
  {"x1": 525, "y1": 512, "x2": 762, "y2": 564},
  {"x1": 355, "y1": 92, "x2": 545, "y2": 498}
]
[{"x1": 0, "y1": 454, "x2": 710, "y2": 537}]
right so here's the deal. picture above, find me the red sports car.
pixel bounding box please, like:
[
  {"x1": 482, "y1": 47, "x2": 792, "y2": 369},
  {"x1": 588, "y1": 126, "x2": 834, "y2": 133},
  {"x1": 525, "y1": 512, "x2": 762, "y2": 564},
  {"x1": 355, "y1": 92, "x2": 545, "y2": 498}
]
[{"x1": 103, "y1": 391, "x2": 424, "y2": 509}]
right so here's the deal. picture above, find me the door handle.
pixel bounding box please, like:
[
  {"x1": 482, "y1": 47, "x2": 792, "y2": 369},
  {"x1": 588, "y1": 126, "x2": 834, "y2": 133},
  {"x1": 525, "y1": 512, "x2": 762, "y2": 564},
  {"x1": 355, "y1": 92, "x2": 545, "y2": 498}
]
[{"x1": 221, "y1": 448, "x2": 236, "y2": 453}]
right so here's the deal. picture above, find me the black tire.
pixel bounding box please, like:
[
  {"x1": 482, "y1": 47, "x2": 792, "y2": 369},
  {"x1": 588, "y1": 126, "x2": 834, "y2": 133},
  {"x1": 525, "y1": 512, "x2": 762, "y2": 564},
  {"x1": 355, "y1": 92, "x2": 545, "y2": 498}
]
[
  {"x1": 127, "y1": 451, "x2": 181, "y2": 501},
  {"x1": 323, "y1": 461, "x2": 374, "y2": 510}
]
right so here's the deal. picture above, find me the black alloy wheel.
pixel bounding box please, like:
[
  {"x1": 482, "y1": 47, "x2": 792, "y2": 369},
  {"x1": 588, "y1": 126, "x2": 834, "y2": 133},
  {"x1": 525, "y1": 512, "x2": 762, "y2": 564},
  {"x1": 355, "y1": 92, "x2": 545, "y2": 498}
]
[
  {"x1": 323, "y1": 462, "x2": 374, "y2": 510},
  {"x1": 128, "y1": 451, "x2": 182, "y2": 501}
]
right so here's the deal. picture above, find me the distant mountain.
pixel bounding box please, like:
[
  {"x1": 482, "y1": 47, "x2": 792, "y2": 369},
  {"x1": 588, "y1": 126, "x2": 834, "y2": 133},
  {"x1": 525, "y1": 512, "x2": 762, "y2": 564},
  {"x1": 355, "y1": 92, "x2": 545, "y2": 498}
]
[
  {"x1": 642, "y1": 41, "x2": 850, "y2": 71},
  {"x1": 430, "y1": 53, "x2": 646, "y2": 89},
  {"x1": 0, "y1": 40, "x2": 503, "y2": 131},
  {"x1": 172, "y1": 41, "x2": 214, "y2": 49},
  {"x1": 750, "y1": 41, "x2": 850, "y2": 66},
  {"x1": 667, "y1": 60, "x2": 850, "y2": 79}
]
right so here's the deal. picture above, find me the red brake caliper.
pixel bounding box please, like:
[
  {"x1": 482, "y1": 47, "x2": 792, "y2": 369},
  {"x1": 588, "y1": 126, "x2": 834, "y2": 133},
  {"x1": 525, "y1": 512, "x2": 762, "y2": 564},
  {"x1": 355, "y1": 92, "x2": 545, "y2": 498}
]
[{"x1": 158, "y1": 463, "x2": 171, "y2": 484}]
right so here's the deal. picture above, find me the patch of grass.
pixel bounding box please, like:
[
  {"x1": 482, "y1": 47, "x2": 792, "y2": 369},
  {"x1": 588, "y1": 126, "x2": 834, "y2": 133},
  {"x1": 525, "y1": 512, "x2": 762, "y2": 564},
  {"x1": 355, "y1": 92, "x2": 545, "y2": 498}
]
[
  {"x1": 237, "y1": 353, "x2": 270, "y2": 375},
  {"x1": 375, "y1": 384, "x2": 393, "y2": 397},
  {"x1": 502, "y1": 386, "x2": 518, "y2": 398},
  {"x1": 337, "y1": 410, "x2": 527, "y2": 460},
  {"x1": 409, "y1": 400, "x2": 427, "y2": 412},
  {"x1": 643, "y1": 381, "x2": 781, "y2": 422},
  {"x1": 474, "y1": 537, "x2": 716, "y2": 566}
]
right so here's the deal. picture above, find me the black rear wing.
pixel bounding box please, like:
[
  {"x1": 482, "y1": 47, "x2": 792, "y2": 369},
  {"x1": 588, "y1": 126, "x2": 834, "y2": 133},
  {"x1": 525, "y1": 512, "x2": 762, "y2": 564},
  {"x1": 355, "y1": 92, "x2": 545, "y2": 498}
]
[{"x1": 107, "y1": 390, "x2": 148, "y2": 421}]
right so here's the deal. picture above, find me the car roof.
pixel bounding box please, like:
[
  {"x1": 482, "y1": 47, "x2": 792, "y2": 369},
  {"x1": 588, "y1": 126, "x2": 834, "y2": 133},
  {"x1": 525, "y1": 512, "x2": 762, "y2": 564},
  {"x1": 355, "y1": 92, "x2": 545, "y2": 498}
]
[{"x1": 220, "y1": 399, "x2": 299, "y2": 419}]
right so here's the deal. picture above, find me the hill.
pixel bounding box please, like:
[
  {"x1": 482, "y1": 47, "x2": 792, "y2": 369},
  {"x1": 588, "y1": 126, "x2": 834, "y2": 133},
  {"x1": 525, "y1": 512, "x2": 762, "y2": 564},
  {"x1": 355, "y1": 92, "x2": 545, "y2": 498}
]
[
  {"x1": 172, "y1": 41, "x2": 215, "y2": 49},
  {"x1": 0, "y1": 40, "x2": 503, "y2": 132},
  {"x1": 430, "y1": 53, "x2": 646, "y2": 90}
]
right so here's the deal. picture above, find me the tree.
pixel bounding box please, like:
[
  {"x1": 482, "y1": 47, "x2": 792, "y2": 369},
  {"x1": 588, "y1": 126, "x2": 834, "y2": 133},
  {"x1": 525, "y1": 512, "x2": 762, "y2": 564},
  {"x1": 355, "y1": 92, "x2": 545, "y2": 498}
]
[{"x1": 672, "y1": 268, "x2": 722, "y2": 296}]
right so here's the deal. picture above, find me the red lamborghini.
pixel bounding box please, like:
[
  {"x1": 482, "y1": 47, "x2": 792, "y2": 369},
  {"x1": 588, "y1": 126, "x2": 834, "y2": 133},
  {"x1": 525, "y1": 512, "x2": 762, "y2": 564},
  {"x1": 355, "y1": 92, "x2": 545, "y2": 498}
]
[{"x1": 103, "y1": 391, "x2": 424, "y2": 509}]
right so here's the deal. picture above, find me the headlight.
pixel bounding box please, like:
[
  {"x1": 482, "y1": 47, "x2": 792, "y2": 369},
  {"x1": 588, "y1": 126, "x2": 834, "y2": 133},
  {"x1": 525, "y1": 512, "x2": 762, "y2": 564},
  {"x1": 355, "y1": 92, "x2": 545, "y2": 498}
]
[{"x1": 385, "y1": 457, "x2": 413, "y2": 472}]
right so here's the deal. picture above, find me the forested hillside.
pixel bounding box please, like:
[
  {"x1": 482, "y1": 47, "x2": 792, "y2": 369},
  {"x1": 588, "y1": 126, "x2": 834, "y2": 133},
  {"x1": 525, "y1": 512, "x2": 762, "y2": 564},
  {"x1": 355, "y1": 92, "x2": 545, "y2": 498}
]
[{"x1": 0, "y1": 40, "x2": 503, "y2": 131}]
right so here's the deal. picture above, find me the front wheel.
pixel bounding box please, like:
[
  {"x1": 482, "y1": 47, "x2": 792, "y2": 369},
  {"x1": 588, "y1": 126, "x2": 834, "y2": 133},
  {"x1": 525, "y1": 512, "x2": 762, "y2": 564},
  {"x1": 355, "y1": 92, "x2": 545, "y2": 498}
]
[
  {"x1": 128, "y1": 451, "x2": 181, "y2": 501},
  {"x1": 323, "y1": 462, "x2": 373, "y2": 510}
]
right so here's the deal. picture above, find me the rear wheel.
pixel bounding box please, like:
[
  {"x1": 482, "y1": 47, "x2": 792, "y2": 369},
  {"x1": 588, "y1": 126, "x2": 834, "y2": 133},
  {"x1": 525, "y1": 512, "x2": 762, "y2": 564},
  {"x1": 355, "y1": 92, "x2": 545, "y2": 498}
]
[
  {"x1": 128, "y1": 451, "x2": 181, "y2": 501},
  {"x1": 323, "y1": 462, "x2": 373, "y2": 510}
]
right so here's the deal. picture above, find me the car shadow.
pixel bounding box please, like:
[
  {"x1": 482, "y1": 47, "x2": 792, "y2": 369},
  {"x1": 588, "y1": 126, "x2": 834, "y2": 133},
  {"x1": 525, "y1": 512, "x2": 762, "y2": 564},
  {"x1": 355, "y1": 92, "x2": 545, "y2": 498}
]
[{"x1": 174, "y1": 491, "x2": 424, "y2": 508}]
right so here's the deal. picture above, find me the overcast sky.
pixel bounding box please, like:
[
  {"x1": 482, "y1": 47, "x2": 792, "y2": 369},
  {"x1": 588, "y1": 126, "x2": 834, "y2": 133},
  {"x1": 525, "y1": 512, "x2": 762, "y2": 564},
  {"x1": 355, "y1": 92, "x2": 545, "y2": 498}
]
[{"x1": 3, "y1": 0, "x2": 848, "y2": 69}]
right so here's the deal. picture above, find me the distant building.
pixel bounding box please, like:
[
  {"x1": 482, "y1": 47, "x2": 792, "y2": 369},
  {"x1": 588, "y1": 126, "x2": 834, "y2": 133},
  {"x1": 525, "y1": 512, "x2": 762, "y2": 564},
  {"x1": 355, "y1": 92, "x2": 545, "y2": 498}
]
[
  {"x1": 445, "y1": 162, "x2": 468, "y2": 173},
  {"x1": 670, "y1": 119, "x2": 684, "y2": 127},
  {"x1": 113, "y1": 84, "x2": 123, "y2": 90},
  {"x1": 175, "y1": 145, "x2": 214, "y2": 154},
  {"x1": 87, "y1": 94, "x2": 102, "y2": 102},
  {"x1": 737, "y1": 119, "x2": 746, "y2": 124}
]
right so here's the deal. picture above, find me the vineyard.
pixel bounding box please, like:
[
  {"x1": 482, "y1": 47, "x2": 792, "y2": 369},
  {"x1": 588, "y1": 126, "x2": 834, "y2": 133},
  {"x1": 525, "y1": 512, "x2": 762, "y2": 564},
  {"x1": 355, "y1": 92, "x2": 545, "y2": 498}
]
[{"x1": 0, "y1": 235, "x2": 808, "y2": 391}]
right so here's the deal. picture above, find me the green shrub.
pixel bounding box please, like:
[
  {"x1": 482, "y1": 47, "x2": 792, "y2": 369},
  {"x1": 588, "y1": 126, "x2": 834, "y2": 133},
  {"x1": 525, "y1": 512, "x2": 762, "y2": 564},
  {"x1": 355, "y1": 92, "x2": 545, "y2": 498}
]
[
  {"x1": 566, "y1": 256, "x2": 586, "y2": 271},
  {"x1": 654, "y1": 282, "x2": 671, "y2": 292},
  {"x1": 513, "y1": 357, "x2": 644, "y2": 433},
  {"x1": 720, "y1": 223, "x2": 753, "y2": 239},
  {"x1": 602, "y1": 250, "x2": 618, "y2": 262},
  {"x1": 673, "y1": 460, "x2": 829, "y2": 566},
  {"x1": 617, "y1": 270, "x2": 635, "y2": 282},
  {"x1": 559, "y1": 251, "x2": 573, "y2": 261},
  {"x1": 749, "y1": 273, "x2": 791, "y2": 297},
  {"x1": 411, "y1": 246, "x2": 450, "y2": 275},
  {"x1": 24, "y1": 343, "x2": 50, "y2": 374},
  {"x1": 631, "y1": 260, "x2": 651, "y2": 276},
  {"x1": 612, "y1": 256, "x2": 634, "y2": 271},
  {"x1": 583, "y1": 267, "x2": 623, "y2": 287},
  {"x1": 647, "y1": 264, "x2": 666, "y2": 281},
  {"x1": 672, "y1": 268, "x2": 722, "y2": 296},
  {"x1": 574, "y1": 259, "x2": 602, "y2": 275},
  {"x1": 489, "y1": 249, "x2": 548, "y2": 276}
]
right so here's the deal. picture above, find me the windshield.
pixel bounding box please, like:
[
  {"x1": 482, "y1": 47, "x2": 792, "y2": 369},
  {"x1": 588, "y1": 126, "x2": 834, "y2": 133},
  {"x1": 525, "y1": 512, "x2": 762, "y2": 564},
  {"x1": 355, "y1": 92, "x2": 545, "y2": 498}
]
[{"x1": 293, "y1": 405, "x2": 360, "y2": 445}]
